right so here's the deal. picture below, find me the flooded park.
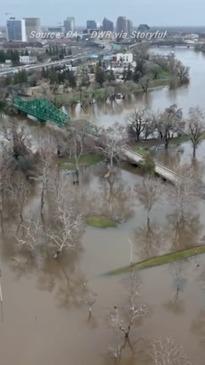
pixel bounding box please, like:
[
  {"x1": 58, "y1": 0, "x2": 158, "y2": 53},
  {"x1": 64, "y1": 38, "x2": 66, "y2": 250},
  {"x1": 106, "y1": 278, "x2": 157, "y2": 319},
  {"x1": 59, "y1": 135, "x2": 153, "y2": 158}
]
[{"x1": 1, "y1": 47, "x2": 205, "y2": 365}]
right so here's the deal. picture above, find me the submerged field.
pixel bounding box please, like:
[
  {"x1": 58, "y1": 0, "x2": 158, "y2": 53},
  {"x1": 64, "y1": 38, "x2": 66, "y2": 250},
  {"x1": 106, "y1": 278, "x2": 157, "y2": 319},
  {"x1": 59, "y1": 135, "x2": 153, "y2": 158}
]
[{"x1": 1, "y1": 47, "x2": 205, "y2": 365}]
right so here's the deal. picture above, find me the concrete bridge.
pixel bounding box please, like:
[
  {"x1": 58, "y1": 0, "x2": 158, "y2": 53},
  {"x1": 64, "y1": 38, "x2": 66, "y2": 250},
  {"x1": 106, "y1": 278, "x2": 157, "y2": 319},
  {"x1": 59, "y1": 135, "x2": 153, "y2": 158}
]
[{"x1": 122, "y1": 148, "x2": 179, "y2": 185}]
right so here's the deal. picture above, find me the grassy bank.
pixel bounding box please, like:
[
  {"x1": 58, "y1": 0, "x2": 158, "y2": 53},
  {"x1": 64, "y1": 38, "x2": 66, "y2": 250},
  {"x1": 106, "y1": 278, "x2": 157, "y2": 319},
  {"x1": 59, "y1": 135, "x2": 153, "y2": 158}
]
[
  {"x1": 104, "y1": 245, "x2": 205, "y2": 276},
  {"x1": 54, "y1": 78, "x2": 170, "y2": 107},
  {"x1": 170, "y1": 131, "x2": 205, "y2": 146},
  {"x1": 58, "y1": 153, "x2": 103, "y2": 170},
  {"x1": 132, "y1": 131, "x2": 205, "y2": 152},
  {"x1": 86, "y1": 215, "x2": 117, "y2": 228}
]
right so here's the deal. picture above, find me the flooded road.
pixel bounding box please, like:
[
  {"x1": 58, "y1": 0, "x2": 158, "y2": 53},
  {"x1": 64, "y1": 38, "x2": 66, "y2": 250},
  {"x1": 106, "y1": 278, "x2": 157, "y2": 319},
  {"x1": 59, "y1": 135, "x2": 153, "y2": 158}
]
[{"x1": 1, "y1": 47, "x2": 205, "y2": 365}]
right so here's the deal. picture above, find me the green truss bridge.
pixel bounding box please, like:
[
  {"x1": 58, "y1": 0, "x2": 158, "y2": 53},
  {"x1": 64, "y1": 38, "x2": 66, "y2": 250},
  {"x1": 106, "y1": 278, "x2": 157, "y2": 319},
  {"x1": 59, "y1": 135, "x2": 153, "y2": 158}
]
[{"x1": 13, "y1": 97, "x2": 69, "y2": 127}]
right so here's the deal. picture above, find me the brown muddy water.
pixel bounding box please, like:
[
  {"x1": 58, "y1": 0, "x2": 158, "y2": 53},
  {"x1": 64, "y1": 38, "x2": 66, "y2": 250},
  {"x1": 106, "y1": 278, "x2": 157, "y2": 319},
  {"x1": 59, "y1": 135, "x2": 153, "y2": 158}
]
[
  {"x1": 1, "y1": 47, "x2": 205, "y2": 365},
  {"x1": 0, "y1": 165, "x2": 205, "y2": 365}
]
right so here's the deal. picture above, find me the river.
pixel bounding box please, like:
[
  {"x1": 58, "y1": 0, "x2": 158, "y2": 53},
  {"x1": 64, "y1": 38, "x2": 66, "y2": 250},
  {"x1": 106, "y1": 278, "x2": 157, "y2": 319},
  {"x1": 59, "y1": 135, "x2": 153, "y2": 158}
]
[
  {"x1": 73, "y1": 47, "x2": 205, "y2": 126},
  {"x1": 1, "y1": 47, "x2": 205, "y2": 365}
]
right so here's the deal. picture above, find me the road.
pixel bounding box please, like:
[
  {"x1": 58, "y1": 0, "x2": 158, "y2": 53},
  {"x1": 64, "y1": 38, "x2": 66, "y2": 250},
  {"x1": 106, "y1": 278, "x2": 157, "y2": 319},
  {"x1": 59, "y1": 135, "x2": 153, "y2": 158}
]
[
  {"x1": 122, "y1": 147, "x2": 180, "y2": 185},
  {"x1": 0, "y1": 48, "x2": 108, "y2": 78}
]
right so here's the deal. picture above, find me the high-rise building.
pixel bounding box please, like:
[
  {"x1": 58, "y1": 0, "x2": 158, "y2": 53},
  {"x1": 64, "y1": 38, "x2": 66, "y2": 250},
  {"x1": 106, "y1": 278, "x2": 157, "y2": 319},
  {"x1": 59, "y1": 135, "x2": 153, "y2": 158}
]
[
  {"x1": 86, "y1": 20, "x2": 97, "y2": 31},
  {"x1": 48, "y1": 26, "x2": 63, "y2": 33},
  {"x1": 102, "y1": 18, "x2": 114, "y2": 31},
  {"x1": 127, "y1": 19, "x2": 133, "y2": 35},
  {"x1": 138, "y1": 24, "x2": 150, "y2": 31},
  {"x1": 7, "y1": 18, "x2": 26, "y2": 42},
  {"x1": 64, "y1": 17, "x2": 75, "y2": 33},
  {"x1": 116, "y1": 16, "x2": 128, "y2": 33},
  {"x1": 24, "y1": 18, "x2": 41, "y2": 41}
]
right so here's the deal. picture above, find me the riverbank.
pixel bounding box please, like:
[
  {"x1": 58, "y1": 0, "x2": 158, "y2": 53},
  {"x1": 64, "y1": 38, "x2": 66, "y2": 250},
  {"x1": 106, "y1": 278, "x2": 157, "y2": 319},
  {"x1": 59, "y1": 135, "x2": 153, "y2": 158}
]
[
  {"x1": 105, "y1": 245, "x2": 205, "y2": 276},
  {"x1": 53, "y1": 77, "x2": 171, "y2": 108}
]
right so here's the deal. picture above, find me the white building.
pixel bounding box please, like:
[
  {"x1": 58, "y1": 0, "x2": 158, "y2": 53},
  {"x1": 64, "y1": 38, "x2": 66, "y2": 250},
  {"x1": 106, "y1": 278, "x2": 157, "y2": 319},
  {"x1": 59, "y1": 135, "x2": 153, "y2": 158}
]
[
  {"x1": 115, "y1": 53, "x2": 133, "y2": 64},
  {"x1": 19, "y1": 55, "x2": 37, "y2": 64}
]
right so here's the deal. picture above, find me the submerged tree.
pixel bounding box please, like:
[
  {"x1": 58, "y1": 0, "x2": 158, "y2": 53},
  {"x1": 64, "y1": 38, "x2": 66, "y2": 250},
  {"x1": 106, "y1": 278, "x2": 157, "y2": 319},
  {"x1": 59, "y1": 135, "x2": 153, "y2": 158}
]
[
  {"x1": 96, "y1": 123, "x2": 126, "y2": 172},
  {"x1": 168, "y1": 55, "x2": 190, "y2": 87},
  {"x1": 0, "y1": 120, "x2": 39, "y2": 178},
  {"x1": 188, "y1": 107, "x2": 205, "y2": 159},
  {"x1": 132, "y1": 222, "x2": 164, "y2": 262},
  {"x1": 135, "y1": 177, "x2": 161, "y2": 227},
  {"x1": 10, "y1": 174, "x2": 31, "y2": 233},
  {"x1": 47, "y1": 176, "x2": 84, "y2": 258},
  {"x1": 127, "y1": 109, "x2": 154, "y2": 142},
  {"x1": 156, "y1": 105, "x2": 184, "y2": 150},
  {"x1": 151, "y1": 337, "x2": 192, "y2": 365},
  {"x1": 139, "y1": 75, "x2": 151, "y2": 93},
  {"x1": 108, "y1": 272, "x2": 149, "y2": 363},
  {"x1": 167, "y1": 165, "x2": 201, "y2": 251}
]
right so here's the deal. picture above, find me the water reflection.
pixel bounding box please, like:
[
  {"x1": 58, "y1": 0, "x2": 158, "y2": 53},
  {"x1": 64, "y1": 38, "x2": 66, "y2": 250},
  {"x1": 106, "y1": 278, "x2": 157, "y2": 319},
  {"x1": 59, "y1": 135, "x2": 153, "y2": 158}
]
[
  {"x1": 79, "y1": 168, "x2": 135, "y2": 223},
  {"x1": 191, "y1": 310, "x2": 205, "y2": 346},
  {"x1": 0, "y1": 158, "x2": 205, "y2": 364},
  {"x1": 133, "y1": 223, "x2": 165, "y2": 261},
  {"x1": 165, "y1": 262, "x2": 187, "y2": 315},
  {"x1": 167, "y1": 211, "x2": 202, "y2": 251}
]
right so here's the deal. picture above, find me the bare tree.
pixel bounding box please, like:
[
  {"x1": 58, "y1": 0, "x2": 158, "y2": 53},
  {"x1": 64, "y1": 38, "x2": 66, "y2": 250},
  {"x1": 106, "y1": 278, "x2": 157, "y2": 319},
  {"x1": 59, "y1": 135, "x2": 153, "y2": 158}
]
[
  {"x1": 38, "y1": 145, "x2": 57, "y2": 220},
  {"x1": 47, "y1": 206, "x2": 83, "y2": 259},
  {"x1": 40, "y1": 159, "x2": 50, "y2": 219},
  {"x1": 0, "y1": 120, "x2": 38, "y2": 177},
  {"x1": 168, "y1": 55, "x2": 190, "y2": 86},
  {"x1": 68, "y1": 127, "x2": 83, "y2": 176},
  {"x1": 10, "y1": 174, "x2": 30, "y2": 233},
  {"x1": 96, "y1": 123, "x2": 126, "y2": 173},
  {"x1": 170, "y1": 165, "x2": 196, "y2": 223},
  {"x1": 135, "y1": 177, "x2": 161, "y2": 227},
  {"x1": 139, "y1": 75, "x2": 151, "y2": 93},
  {"x1": 156, "y1": 105, "x2": 184, "y2": 150},
  {"x1": 167, "y1": 165, "x2": 200, "y2": 250},
  {"x1": 101, "y1": 170, "x2": 133, "y2": 223},
  {"x1": 127, "y1": 109, "x2": 154, "y2": 142},
  {"x1": 16, "y1": 219, "x2": 42, "y2": 251},
  {"x1": 0, "y1": 152, "x2": 12, "y2": 233},
  {"x1": 61, "y1": 120, "x2": 97, "y2": 184},
  {"x1": 177, "y1": 63, "x2": 190, "y2": 85},
  {"x1": 151, "y1": 337, "x2": 192, "y2": 365},
  {"x1": 108, "y1": 272, "x2": 149, "y2": 362},
  {"x1": 188, "y1": 107, "x2": 205, "y2": 159},
  {"x1": 47, "y1": 177, "x2": 84, "y2": 258},
  {"x1": 132, "y1": 222, "x2": 165, "y2": 262}
]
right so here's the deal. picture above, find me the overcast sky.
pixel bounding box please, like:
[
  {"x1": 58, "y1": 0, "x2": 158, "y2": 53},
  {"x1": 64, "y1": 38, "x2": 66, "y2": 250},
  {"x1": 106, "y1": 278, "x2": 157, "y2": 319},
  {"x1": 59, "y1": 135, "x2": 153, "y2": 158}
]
[{"x1": 1, "y1": 0, "x2": 205, "y2": 26}]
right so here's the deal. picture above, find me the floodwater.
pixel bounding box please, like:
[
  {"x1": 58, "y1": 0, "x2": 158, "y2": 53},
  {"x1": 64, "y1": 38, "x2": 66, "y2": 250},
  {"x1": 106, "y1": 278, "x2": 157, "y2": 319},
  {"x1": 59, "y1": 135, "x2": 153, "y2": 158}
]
[
  {"x1": 72, "y1": 47, "x2": 205, "y2": 126},
  {"x1": 1, "y1": 48, "x2": 205, "y2": 365}
]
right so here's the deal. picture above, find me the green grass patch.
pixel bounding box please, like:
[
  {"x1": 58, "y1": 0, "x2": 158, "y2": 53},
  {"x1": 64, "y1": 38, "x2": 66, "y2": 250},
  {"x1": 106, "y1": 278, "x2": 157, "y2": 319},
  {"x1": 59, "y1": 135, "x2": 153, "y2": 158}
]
[
  {"x1": 157, "y1": 70, "x2": 170, "y2": 80},
  {"x1": 59, "y1": 153, "x2": 103, "y2": 170},
  {"x1": 134, "y1": 146, "x2": 149, "y2": 156},
  {"x1": 170, "y1": 134, "x2": 191, "y2": 146},
  {"x1": 86, "y1": 215, "x2": 117, "y2": 228},
  {"x1": 170, "y1": 132, "x2": 205, "y2": 146},
  {"x1": 149, "y1": 78, "x2": 170, "y2": 88},
  {"x1": 77, "y1": 153, "x2": 103, "y2": 166},
  {"x1": 104, "y1": 245, "x2": 205, "y2": 276},
  {"x1": 132, "y1": 132, "x2": 205, "y2": 150}
]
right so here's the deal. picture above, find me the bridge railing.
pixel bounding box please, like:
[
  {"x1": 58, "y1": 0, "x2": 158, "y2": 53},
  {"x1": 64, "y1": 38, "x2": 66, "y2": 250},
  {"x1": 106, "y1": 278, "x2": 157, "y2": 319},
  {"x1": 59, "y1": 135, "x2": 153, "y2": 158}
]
[{"x1": 123, "y1": 147, "x2": 180, "y2": 182}]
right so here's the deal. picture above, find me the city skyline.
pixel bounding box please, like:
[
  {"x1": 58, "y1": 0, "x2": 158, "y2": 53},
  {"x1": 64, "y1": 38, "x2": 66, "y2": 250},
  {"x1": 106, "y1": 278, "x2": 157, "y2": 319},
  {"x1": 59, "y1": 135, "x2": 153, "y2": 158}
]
[{"x1": 1, "y1": 0, "x2": 205, "y2": 26}]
